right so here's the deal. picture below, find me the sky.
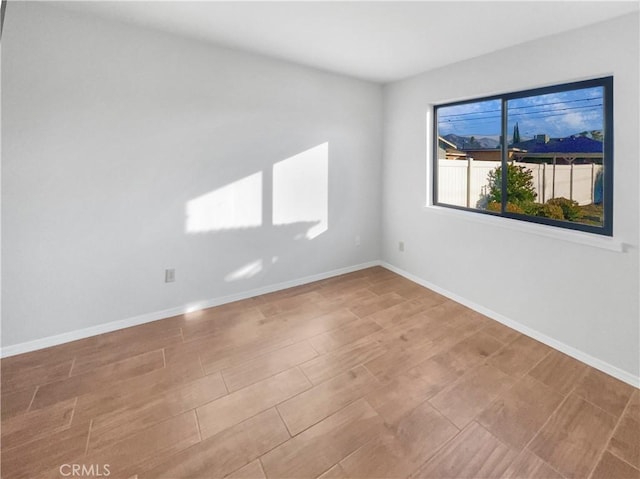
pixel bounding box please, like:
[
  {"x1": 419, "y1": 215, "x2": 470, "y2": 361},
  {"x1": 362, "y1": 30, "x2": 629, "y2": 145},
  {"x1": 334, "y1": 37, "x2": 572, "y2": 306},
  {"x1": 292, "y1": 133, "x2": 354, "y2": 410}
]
[{"x1": 437, "y1": 86, "x2": 604, "y2": 141}]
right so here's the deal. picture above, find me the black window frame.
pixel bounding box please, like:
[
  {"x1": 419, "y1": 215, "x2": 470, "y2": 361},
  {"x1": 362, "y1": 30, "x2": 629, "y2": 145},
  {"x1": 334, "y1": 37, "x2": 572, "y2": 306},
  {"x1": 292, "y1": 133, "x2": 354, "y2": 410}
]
[{"x1": 432, "y1": 76, "x2": 613, "y2": 237}]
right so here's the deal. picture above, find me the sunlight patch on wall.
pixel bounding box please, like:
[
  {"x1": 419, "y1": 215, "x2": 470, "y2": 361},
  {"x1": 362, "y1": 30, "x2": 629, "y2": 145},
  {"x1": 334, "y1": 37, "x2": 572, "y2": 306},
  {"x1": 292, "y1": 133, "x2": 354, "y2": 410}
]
[
  {"x1": 186, "y1": 172, "x2": 262, "y2": 233},
  {"x1": 272, "y1": 143, "x2": 329, "y2": 239},
  {"x1": 225, "y1": 259, "x2": 263, "y2": 282}
]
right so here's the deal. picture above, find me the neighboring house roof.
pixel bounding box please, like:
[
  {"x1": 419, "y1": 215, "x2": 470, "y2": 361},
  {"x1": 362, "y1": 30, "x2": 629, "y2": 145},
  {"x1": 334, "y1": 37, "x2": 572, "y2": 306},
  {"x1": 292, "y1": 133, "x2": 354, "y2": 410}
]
[
  {"x1": 438, "y1": 136, "x2": 458, "y2": 149},
  {"x1": 461, "y1": 148, "x2": 524, "y2": 153},
  {"x1": 511, "y1": 136, "x2": 603, "y2": 154},
  {"x1": 445, "y1": 149, "x2": 467, "y2": 157}
]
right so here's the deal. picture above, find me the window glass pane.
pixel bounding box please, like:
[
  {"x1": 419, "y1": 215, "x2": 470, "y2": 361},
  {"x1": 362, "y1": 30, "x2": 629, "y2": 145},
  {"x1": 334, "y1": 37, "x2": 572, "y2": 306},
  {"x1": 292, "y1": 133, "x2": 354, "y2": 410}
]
[
  {"x1": 504, "y1": 86, "x2": 605, "y2": 227},
  {"x1": 436, "y1": 99, "x2": 502, "y2": 210}
]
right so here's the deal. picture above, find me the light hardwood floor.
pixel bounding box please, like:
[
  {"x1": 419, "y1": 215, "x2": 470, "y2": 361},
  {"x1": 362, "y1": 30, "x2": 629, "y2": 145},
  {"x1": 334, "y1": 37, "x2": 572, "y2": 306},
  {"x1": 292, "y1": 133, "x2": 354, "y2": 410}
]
[{"x1": 1, "y1": 267, "x2": 638, "y2": 479}]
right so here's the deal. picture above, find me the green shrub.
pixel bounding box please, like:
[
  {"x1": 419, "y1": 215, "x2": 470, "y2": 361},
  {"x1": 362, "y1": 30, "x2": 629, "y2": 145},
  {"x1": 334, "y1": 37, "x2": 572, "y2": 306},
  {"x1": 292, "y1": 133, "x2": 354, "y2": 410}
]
[
  {"x1": 486, "y1": 201, "x2": 499, "y2": 212},
  {"x1": 487, "y1": 164, "x2": 537, "y2": 206},
  {"x1": 522, "y1": 201, "x2": 542, "y2": 216},
  {"x1": 486, "y1": 201, "x2": 525, "y2": 214},
  {"x1": 539, "y1": 203, "x2": 565, "y2": 219},
  {"x1": 522, "y1": 202, "x2": 542, "y2": 216},
  {"x1": 522, "y1": 202, "x2": 565, "y2": 220},
  {"x1": 546, "y1": 197, "x2": 580, "y2": 221}
]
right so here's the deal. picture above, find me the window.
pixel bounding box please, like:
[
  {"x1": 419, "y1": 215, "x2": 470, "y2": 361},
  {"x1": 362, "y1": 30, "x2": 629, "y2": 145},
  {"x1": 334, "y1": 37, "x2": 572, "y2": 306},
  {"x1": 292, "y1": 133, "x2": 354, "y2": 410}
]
[{"x1": 433, "y1": 77, "x2": 613, "y2": 236}]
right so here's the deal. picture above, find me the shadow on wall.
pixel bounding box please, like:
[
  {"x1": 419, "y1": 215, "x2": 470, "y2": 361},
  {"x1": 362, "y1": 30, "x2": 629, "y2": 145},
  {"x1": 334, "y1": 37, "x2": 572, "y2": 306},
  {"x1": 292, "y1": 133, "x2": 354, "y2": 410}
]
[{"x1": 184, "y1": 142, "x2": 329, "y2": 284}]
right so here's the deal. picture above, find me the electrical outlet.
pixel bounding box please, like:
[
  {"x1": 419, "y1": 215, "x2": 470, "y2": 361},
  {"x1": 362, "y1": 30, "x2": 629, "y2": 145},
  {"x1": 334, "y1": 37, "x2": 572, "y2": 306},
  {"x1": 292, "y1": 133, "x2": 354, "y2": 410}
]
[
  {"x1": 165, "y1": 269, "x2": 175, "y2": 283},
  {"x1": 355, "y1": 235, "x2": 361, "y2": 247},
  {"x1": 399, "y1": 241, "x2": 405, "y2": 252}
]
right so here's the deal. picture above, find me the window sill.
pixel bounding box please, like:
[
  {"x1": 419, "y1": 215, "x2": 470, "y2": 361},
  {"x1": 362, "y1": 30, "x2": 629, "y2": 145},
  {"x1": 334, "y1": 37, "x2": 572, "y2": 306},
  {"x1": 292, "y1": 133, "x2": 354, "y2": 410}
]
[{"x1": 424, "y1": 205, "x2": 626, "y2": 252}]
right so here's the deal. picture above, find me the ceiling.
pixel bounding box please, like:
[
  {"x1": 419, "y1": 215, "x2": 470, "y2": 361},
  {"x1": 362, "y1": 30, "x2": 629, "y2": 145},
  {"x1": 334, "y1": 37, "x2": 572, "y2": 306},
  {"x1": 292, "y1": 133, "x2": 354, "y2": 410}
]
[{"x1": 53, "y1": 1, "x2": 639, "y2": 83}]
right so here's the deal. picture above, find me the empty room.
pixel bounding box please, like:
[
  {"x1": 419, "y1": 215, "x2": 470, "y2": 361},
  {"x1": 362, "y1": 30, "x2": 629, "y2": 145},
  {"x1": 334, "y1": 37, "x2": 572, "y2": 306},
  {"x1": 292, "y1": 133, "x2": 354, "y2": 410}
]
[{"x1": 1, "y1": 1, "x2": 639, "y2": 478}]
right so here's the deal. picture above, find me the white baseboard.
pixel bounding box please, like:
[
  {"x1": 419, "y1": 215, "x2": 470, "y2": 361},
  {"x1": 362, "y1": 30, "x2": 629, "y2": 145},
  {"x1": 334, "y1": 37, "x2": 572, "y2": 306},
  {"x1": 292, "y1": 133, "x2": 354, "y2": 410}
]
[
  {"x1": 380, "y1": 262, "x2": 640, "y2": 388},
  {"x1": 0, "y1": 260, "x2": 382, "y2": 358}
]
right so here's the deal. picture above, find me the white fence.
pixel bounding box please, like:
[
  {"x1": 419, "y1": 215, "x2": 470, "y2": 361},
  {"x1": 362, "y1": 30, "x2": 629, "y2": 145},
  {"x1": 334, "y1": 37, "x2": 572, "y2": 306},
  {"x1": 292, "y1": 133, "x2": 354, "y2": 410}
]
[{"x1": 438, "y1": 159, "x2": 602, "y2": 208}]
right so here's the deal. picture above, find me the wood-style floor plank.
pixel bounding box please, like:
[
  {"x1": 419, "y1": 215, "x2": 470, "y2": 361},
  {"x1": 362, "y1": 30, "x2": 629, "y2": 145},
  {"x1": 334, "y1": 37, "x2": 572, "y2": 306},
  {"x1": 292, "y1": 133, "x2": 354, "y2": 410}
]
[
  {"x1": 0, "y1": 423, "x2": 91, "y2": 479},
  {"x1": 309, "y1": 317, "x2": 381, "y2": 354},
  {"x1": 370, "y1": 310, "x2": 453, "y2": 349},
  {"x1": 221, "y1": 341, "x2": 317, "y2": 392},
  {"x1": 138, "y1": 408, "x2": 289, "y2": 479},
  {"x1": 259, "y1": 291, "x2": 326, "y2": 317},
  {"x1": 349, "y1": 292, "x2": 406, "y2": 318},
  {"x1": 339, "y1": 429, "x2": 417, "y2": 479},
  {"x1": 590, "y1": 451, "x2": 640, "y2": 479},
  {"x1": 429, "y1": 363, "x2": 514, "y2": 429},
  {"x1": 73, "y1": 350, "x2": 203, "y2": 425},
  {"x1": 412, "y1": 421, "x2": 517, "y2": 479},
  {"x1": 364, "y1": 339, "x2": 439, "y2": 383},
  {"x1": 300, "y1": 338, "x2": 386, "y2": 385},
  {"x1": 317, "y1": 464, "x2": 348, "y2": 479},
  {"x1": 406, "y1": 356, "x2": 465, "y2": 399},
  {"x1": 277, "y1": 365, "x2": 379, "y2": 435},
  {"x1": 501, "y1": 449, "x2": 564, "y2": 479},
  {"x1": 317, "y1": 277, "x2": 371, "y2": 300},
  {"x1": 387, "y1": 399, "x2": 459, "y2": 464},
  {"x1": 366, "y1": 300, "x2": 429, "y2": 329},
  {"x1": 573, "y1": 368, "x2": 635, "y2": 418},
  {"x1": 365, "y1": 368, "x2": 447, "y2": 426},
  {"x1": 31, "y1": 349, "x2": 165, "y2": 410},
  {"x1": 427, "y1": 330, "x2": 504, "y2": 377},
  {"x1": 481, "y1": 320, "x2": 522, "y2": 345},
  {"x1": 1, "y1": 358, "x2": 74, "y2": 392},
  {"x1": 608, "y1": 412, "x2": 640, "y2": 469},
  {"x1": 179, "y1": 307, "x2": 265, "y2": 343},
  {"x1": 261, "y1": 399, "x2": 384, "y2": 479},
  {"x1": 487, "y1": 335, "x2": 551, "y2": 378},
  {"x1": 1, "y1": 397, "x2": 76, "y2": 449},
  {"x1": 527, "y1": 350, "x2": 587, "y2": 395},
  {"x1": 529, "y1": 393, "x2": 617, "y2": 479},
  {"x1": 477, "y1": 374, "x2": 564, "y2": 449},
  {"x1": 367, "y1": 277, "x2": 418, "y2": 296},
  {"x1": 626, "y1": 390, "x2": 640, "y2": 419},
  {"x1": 226, "y1": 459, "x2": 267, "y2": 479},
  {"x1": 196, "y1": 367, "x2": 310, "y2": 440},
  {"x1": 69, "y1": 324, "x2": 183, "y2": 376},
  {"x1": 198, "y1": 335, "x2": 296, "y2": 376},
  {"x1": 83, "y1": 411, "x2": 201, "y2": 478},
  {"x1": 87, "y1": 372, "x2": 227, "y2": 452},
  {"x1": 1, "y1": 387, "x2": 36, "y2": 421}
]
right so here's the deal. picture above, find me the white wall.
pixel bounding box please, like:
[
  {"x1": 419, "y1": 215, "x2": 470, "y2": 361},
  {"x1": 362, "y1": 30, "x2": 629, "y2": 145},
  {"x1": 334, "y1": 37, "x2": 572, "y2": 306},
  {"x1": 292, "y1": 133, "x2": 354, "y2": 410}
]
[
  {"x1": 382, "y1": 13, "x2": 640, "y2": 380},
  {"x1": 1, "y1": 3, "x2": 383, "y2": 347}
]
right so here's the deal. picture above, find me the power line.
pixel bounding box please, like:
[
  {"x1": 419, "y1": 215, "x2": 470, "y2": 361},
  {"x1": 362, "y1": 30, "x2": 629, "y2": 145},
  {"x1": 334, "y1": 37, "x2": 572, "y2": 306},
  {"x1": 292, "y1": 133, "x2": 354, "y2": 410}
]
[
  {"x1": 438, "y1": 96, "x2": 602, "y2": 119},
  {"x1": 438, "y1": 104, "x2": 602, "y2": 124},
  {"x1": 511, "y1": 104, "x2": 602, "y2": 118},
  {"x1": 509, "y1": 97, "x2": 601, "y2": 111}
]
